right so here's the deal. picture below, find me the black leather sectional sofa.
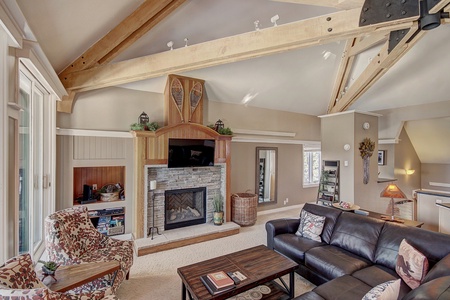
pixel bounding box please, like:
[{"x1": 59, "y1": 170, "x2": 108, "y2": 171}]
[{"x1": 266, "y1": 203, "x2": 450, "y2": 299}]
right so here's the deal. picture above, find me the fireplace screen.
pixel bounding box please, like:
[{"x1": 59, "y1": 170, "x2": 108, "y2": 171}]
[{"x1": 164, "y1": 187, "x2": 206, "y2": 230}]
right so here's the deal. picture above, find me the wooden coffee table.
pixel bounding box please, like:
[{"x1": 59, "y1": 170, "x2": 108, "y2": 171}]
[
  {"x1": 177, "y1": 245, "x2": 298, "y2": 300},
  {"x1": 42, "y1": 261, "x2": 120, "y2": 292}
]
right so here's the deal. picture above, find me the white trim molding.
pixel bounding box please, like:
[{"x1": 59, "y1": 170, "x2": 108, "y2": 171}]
[
  {"x1": 232, "y1": 128, "x2": 296, "y2": 137},
  {"x1": 57, "y1": 128, "x2": 133, "y2": 138}
]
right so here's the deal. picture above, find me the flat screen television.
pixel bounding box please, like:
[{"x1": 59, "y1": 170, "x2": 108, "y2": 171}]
[{"x1": 168, "y1": 138, "x2": 215, "y2": 168}]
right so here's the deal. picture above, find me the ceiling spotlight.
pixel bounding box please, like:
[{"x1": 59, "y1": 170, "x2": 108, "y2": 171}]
[
  {"x1": 271, "y1": 14, "x2": 279, "y2": 26},
  {"x1": 254, "y1": 20, "x2": 260, "y2": 31},
  {"x1": 184, "y1": 38, "x2": 189, "y2": 47},
  {"x1": 167, "y1": 41, "x2": 174, "y2": 50}
]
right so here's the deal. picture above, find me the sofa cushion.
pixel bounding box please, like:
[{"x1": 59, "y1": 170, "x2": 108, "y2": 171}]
[
  {"x1": 396, "y1": 239, "x2": 429, "y2": 289},
  {"x1": 330, "y1": 212, "x2": 385, "y2": 262},
  {"x1": 374, "y1": 222, "x2": 450, "y2": 271},
  {"x1": 403, "y1": 276, "x2": 450, "y2": 300},
  {"x1": 302, "y1": 203, "x2": 342, "y2": 244},
  {"x1": 305, "y1": 245, "x2": 371, "y2": 280},
  {"x1": 274, "y1": 234, "x2": 325, "y2": 264},
  {"x1": 312, "y1": 275, "x2": 372, "y2": 300},
  {"x1": 296, "y1": 210, "x2": 326, "y2": 242},
  {"x1": 352, "y1": 265, "x2": 411, "y2": 299},
  {"x1": 362, "y1": 279, "x2": 401, "y2": 300},
  {"x1": 423, "y1": 253, "x2": 450, "y2": 284}
]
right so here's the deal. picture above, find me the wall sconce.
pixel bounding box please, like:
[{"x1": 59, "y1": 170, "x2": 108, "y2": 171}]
[{"x1": 405, "y1": 169, "x2": 415, "y2": 175}]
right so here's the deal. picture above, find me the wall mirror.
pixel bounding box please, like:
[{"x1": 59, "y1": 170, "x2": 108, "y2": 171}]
[{"x1": 256, "y1": 147, "x2": 278, "y2": 204}]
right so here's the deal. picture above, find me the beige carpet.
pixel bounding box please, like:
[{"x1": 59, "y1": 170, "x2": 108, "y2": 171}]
[{"x1": 116, "y1": 204, "x2": 315, "y2": 299}]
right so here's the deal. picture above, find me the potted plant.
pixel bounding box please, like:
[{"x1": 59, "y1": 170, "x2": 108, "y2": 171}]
[
  {"x1": 146, "y1": 121, "x2": 159, "y2": 131},
  {"x1": 130, "y1": 122, "x2": 145, "y2": 130},
  {"x1": 213, "y1": 195, "x2": 224, "y2": 225},
  {"x1": 38, "y1": 260, "x2": 59, "y2": 276}
]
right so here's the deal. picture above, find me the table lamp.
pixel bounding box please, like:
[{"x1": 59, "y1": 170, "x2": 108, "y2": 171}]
[{"x1": 380, "y1": 183, "x2": 407, "y2": 223}]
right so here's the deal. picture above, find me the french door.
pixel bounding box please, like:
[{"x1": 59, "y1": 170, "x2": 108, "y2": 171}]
[{"x1": 18, "y1": 66, "x2": 52, "y2": 258}]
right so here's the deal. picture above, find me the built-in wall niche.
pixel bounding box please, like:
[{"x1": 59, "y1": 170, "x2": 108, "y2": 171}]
[{"x1": 73, "y1": 166, "x2": 125, "y2": 205}]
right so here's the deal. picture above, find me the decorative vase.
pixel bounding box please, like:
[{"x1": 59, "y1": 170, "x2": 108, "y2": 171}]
[
  {"x1": 213, "y1": 211, "x2": 224, "y2": 225},
  {"x1": 363, "y1": 156, "x2": 370, "y2": 184}
]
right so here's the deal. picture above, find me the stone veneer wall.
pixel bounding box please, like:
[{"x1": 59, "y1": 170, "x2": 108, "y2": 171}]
[{"x1": 146, "y1": 164, "x2": 226, "y2": 235}]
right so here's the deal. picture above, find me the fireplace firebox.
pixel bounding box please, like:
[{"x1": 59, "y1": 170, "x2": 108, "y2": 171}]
[{"x1": 165, "y1": 187, "x2": 206, "y2": 230}]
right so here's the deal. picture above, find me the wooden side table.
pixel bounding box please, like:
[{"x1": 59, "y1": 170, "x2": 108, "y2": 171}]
[{"x1": 41, "y1": 261, "x2": 120, "y2": 292}]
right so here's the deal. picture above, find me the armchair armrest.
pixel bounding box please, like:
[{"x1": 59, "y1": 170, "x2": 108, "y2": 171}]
[{"x1": 265, "y1": 218, "x2": 300, "y2": 250}]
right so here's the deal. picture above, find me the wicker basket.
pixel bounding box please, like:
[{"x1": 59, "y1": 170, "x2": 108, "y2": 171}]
[{"x1": 231, "y1": 193, "x2": 258, "y2": 226}]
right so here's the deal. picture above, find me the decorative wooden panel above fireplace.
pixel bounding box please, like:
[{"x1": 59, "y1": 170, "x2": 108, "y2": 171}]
[{"x1": 164, "y1": 74, "x2": 205, "y2": 126}]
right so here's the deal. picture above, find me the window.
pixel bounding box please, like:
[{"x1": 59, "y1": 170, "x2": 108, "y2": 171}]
[{"x1": 303, "y1": 149, "x2": 321, "y2": 187}]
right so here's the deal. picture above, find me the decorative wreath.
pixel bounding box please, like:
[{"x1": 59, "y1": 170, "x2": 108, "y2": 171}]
[{"x1": 359, "y1": 138, "x2": 375, "y2": 158}]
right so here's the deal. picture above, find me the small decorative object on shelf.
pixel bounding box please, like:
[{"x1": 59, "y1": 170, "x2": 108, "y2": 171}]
[
  {"x1": 146, "y1": 121, "x2": 159, "y2": 131},
  {"x1": 139, "y1": 111, "x2": 149, "y2": 125},
  {"x1": 99, "y1": 183, "x2": 122, "y2": 202},
  {"x1": 359, "y1": 138, "x2": 375, "y2": 184},
  {"x1": 38, "y1": 260, "x2": 59, "y2": 281},
  {"x1": 130, "y1": 122, "x2": 144, "y2": 130},
  {"x1": 214, "y1": 119, "x2": 224, "y2": 132}
]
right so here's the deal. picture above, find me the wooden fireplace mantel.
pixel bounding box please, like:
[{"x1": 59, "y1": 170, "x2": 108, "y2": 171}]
[{"x1": 132, "y1": 123, "x2": 232, "y2": 239}]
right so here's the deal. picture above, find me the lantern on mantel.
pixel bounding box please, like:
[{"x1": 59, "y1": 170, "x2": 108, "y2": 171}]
[
  {"x1": 215, "y1": 119, "x2": 224, "y2": 132},
  {"x1": 139, "y1": 112, "x2": 149, "y2": 125}
]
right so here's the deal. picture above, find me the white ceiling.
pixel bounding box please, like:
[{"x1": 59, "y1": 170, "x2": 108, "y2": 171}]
[{"x1": 15, "y1": 0, "x2": 450, "y2": 163}]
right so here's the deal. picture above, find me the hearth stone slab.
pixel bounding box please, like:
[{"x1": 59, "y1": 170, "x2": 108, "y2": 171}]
[{"x1": 135, "y1": 222, "x2": 240, "y2": 256}]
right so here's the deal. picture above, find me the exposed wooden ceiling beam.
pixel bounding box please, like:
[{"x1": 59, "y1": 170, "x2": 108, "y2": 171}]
[
  {"x1": 58, "y1": 0, "x2": 186, "y2": 79},
  {"x1": 270, "y1": 0, "x2": 363, "y2": 10},
  {"x1": 329, "y1": 22, "x2": 425, "y2": 113},
  {"x1": 328, "y1": 37, "x2": 357, "y2": 112},
  {"x1": 429, "y1": 0, "x2": 450, "y2": 14},
  {"x1": 348, "y1": 32, "x2": 387, "y2": 56},
  {"x1": 61, "y1": 8, "x2": 415, "y2": 94}
]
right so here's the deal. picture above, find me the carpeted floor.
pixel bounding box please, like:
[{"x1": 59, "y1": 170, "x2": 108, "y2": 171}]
[{"x1": 116, "y1": 204, "x2": 315, "y2": 299}]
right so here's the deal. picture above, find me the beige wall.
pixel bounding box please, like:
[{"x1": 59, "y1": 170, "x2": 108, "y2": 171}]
[
  {"x1": 230, "y1": 142, "x2": 318, "y2": 212},
  {"x1": 57, "y1": 87, "x2": 164, "y2": 131},
  {"x1": 421, "y1": 164, "x2": 450, "y2": 193}
]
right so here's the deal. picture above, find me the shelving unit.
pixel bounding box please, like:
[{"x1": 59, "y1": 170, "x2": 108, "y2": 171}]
[
  {"x1": 88, "y1": 207, "x2": 125, "y2": 236},
  {"x1": 317, "y1": 160, "x2": 340, "y2": 207}
]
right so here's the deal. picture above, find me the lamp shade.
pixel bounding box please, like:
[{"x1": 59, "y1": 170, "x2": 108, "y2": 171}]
[{"x1": 380, "y1": 183, "x2": 407, "y2": 199}]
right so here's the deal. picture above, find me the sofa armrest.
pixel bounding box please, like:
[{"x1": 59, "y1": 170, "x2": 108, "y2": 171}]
[
  {"x1": 265, "y1": 218, "x2": 300, "y2": 250},
  {"x1": 423, "y1": 253, "x2": 450, "y2": 284}
]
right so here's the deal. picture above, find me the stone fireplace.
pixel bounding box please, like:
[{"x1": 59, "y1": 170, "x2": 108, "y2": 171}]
[
  {"x1": 165, "y1": 187, "x2": 206, "y2": 230},
  {"x1": 145, "y1": 164, "x2": 226, "y2": 236}
]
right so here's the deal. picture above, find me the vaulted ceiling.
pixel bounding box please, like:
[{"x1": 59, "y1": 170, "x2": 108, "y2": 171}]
[{"x1": 16, "y1": 0, "x2": 450, "y2": 163}]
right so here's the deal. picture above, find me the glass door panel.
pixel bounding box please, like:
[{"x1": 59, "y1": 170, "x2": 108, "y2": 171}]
[{"x1": 18, "y1": 75, "x2": 31, "y2": 254}]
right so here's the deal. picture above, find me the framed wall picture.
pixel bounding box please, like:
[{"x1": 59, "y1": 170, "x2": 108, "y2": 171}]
[{"x1": 378, "y1": 150, "x2": 386, "y2": 165}]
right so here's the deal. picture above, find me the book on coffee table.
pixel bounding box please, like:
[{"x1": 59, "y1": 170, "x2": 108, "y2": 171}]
[
  {"x1": 207, "y1": 271, "x2": 234, "y2": 289},
  {"x1": 200, "y1": 275, "x2": 235, "y2": 295}
]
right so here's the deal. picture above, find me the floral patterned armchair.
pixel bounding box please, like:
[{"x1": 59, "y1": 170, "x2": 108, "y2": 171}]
[
  {"x1": 0, "y1": 253, "x2": 118, "y2": 300},
  {"x1": 44, "y1": 206, "x2": 134, "y2": 293}
]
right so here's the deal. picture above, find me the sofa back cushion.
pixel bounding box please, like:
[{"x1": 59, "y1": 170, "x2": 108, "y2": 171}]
[
  {"x1": 330, "y1": 212, "x2": 385, "y2": 262},
  {"x1": 374, "y1": 222, "x2": 450, "y2": 271},
  {"x1": 302, "y1": 203, "x2": 342, "y2": 244}
]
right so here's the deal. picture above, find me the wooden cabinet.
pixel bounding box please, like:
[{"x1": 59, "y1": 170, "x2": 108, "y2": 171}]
[
  {"x1": 317, "y1": 160, "x2": 340, "y2": 206},
  {"x1": 164, "y1": 74, "x2": 205, "y2": 126}
]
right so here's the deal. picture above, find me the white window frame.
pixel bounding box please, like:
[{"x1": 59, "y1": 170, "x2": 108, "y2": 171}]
[{"x1": 303, "y1": 148, "x2": 321, "y2": 188}]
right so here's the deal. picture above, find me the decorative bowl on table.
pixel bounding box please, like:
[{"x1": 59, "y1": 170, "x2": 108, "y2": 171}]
[{"x1": 332, "y1": 201, "x2": 360, "y2": 211}]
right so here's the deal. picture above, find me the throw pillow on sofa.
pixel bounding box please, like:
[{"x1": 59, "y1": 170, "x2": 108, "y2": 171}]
[
  {"x1": 396, "y1": 239, "x2": 429, "y2": 289},
  {"x1": 295, "y1": 210, "x2": 325, "y2": 242},
  {"x1": 362, "y1": 279, "x2": 401, "y2": 300}
]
